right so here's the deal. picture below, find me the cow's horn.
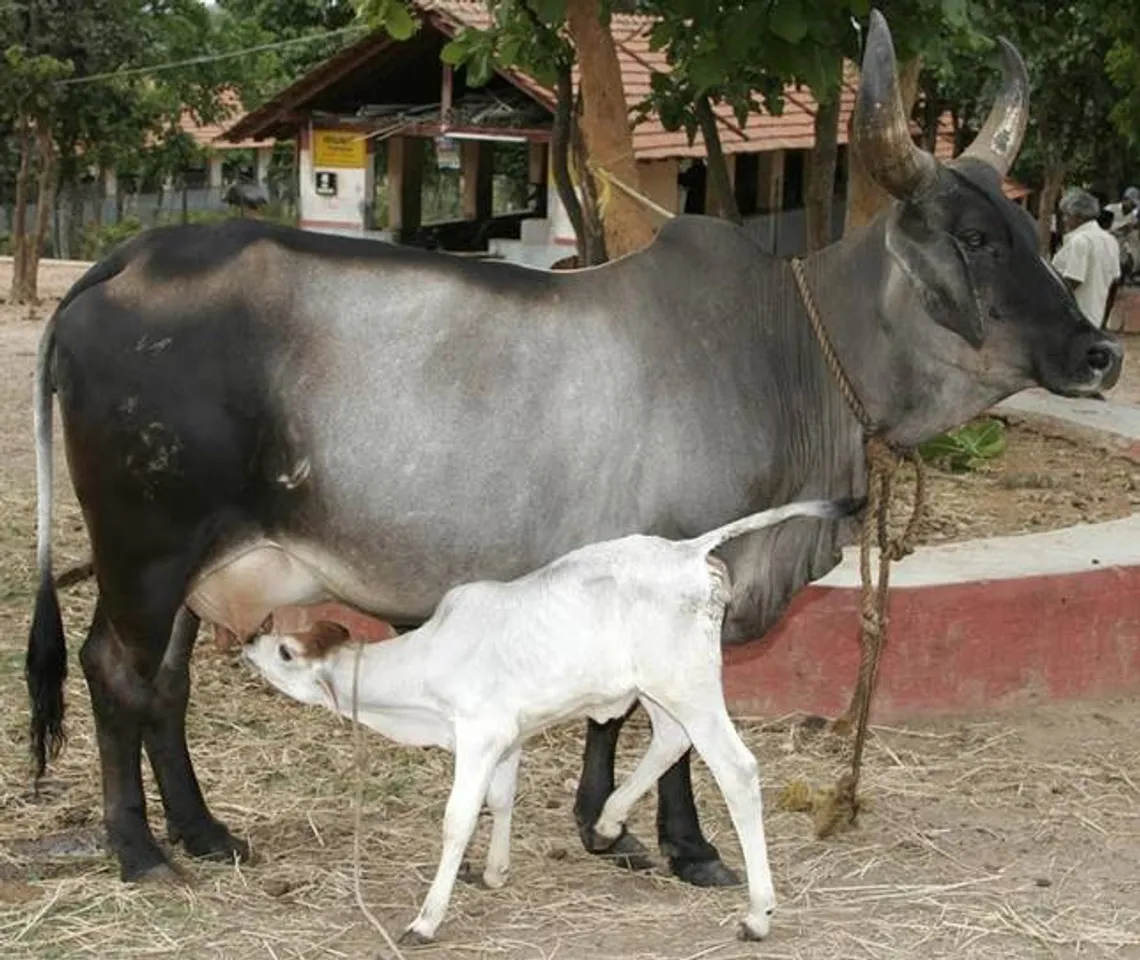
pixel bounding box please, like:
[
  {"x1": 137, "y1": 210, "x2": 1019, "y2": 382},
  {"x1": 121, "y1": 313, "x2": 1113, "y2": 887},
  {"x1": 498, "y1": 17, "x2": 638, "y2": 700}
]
[
  {"x1": 958, "y1": 38, "x2": 1028, "y2": 177},
  {"x1": 852, "y1": 9, "x2": 937, "y2": 200}
]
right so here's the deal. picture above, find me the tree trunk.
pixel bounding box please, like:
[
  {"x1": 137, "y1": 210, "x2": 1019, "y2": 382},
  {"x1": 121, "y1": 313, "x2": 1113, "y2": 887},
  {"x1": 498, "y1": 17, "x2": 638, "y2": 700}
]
[
  {"x1": 844, "y1": 55, "x2": 922, "y2": 236},
  {"x1": 550, "y1": 58, "x2": 589, "y2": 263},
  {"x1": 10, "y1": 116, "x2": 33, "y2": 303},
  {"x1": 805, "y1": 73, "x2": 842, "y2": 252},
  {"x1": 22, "y1": 122, "x2": 60, "y2": 304},
  {"x1": 695, "y1": 96, "x2": 741, "y2": 224},
  {"x1": 565, "y1": 0, "x2": 655, "y2": 258},
  {"x1": 1037, "y1": 160, "x2": 1066, "y2": 257},
  {"x1": 571, "y1": 88, "x2": 608, "y2": 266}
]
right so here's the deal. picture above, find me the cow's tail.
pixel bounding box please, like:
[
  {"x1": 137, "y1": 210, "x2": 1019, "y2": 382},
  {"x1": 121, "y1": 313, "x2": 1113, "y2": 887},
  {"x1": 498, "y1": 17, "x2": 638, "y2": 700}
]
[
  {"x1": 684, "y1": 497, "x2": 865, "y2": 557},
  {"x1": 27, "y1": 313, "x2": 67, "y2": 782}
]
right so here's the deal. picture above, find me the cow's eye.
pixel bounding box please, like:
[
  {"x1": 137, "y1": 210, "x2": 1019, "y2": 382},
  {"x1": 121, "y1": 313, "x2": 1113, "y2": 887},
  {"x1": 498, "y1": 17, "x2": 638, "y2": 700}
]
[
  {"x1": 279, "y1": 645, "x2": 293, "y2": 663},
  {"x1": 959, "y1": 229, "x2": 987, "y2": 250}
]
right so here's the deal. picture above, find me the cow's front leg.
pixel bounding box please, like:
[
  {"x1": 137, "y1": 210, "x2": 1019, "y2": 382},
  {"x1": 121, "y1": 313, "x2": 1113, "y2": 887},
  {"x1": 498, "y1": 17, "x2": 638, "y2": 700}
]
[
  {"x1": 656, "y1": 751, "x2": 741, "y2": 886},
  {"x1": 573, "y1": 714, "x2": 655, "y2": 871},
  {"x1": 144, "y1": 608, "x2": 250, "y2": 863}
]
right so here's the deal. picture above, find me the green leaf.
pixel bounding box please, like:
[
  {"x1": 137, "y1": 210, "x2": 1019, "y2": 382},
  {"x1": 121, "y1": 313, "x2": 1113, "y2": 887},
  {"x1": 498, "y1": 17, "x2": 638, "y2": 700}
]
[
  {"x1": 768, "y1": 0, "x2": 808, "y2": 45},
  {"x1": 689, "y1": 52, "x2": 726, "y2": 94},
  {"x1": 383, "y1": 2, "x2": 417, "y2": 41},
  {"x1": 499, "y1": 36, "x2": 523, "y2": 68},
  {"x1": 468, "y1": 47, "x2": 493, "y2": 87},
  {"x1": 528, "y1": 0, "x2": 567, "y2": 26},
  {"x1": 440, "y1": 38, "x2": 470, "y2": 66}
]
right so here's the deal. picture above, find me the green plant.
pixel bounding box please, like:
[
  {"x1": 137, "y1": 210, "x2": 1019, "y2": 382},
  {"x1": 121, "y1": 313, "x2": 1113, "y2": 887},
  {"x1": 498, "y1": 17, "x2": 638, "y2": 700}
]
[
  {"x1": 79, "y1": 216, "x2": 146, "y2": 260},
  {"x1": 919, "y1": 418, "x2": 1008, "y2": 472}
]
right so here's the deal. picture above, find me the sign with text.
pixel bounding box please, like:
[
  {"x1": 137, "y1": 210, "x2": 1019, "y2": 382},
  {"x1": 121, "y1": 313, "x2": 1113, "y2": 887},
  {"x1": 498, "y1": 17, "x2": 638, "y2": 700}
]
[{"x1": 312, "y1": 129, "x2": 366, "y2": 169}]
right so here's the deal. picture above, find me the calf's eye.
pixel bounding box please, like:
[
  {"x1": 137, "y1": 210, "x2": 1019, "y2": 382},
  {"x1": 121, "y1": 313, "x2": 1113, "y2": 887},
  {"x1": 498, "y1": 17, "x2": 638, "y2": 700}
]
[{"x1": 279, "y1": 645, "x2": 293, "y2": 663}]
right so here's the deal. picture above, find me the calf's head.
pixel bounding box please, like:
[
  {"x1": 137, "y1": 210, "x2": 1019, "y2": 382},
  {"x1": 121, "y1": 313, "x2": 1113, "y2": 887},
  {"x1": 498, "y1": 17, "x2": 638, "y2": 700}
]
[
  {"x1": 244, "y1": 620, "x2": 353, "y2": 712},
  {"x1": 851, "y1": 10, "x2": 1121, "y2": 435}
]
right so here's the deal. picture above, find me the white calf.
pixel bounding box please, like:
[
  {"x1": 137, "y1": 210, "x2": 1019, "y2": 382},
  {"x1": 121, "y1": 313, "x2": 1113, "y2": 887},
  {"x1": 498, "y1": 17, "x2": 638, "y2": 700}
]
[{"x1": 244, "y1": 497, "x2": 857, "y2": 943}]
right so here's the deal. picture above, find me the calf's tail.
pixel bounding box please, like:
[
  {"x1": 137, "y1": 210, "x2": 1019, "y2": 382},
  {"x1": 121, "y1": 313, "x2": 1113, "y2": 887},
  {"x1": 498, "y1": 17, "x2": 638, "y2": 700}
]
[
  {"x1": 686, "y1": 497, "x2": 866, "y2": 556},
  {"x1": 26, "y1": 315, "x2": 67, "y2": 781}
]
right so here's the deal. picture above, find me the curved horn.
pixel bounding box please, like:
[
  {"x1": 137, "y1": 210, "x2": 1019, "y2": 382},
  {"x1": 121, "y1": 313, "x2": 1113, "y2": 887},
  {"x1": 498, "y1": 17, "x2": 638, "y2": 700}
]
[
  {"x1": 958, "y1": 37, "x2": 1029, "y2": 176},
  {"x1": 852, "y1": 9, "x2": 937, "y2": 200}
]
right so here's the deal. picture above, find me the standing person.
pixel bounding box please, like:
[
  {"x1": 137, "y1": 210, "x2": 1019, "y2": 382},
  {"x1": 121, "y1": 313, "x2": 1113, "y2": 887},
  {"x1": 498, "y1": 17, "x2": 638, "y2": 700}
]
[
  {"x1": 1052, "y1": 188, "x2": 1122, "y2": 327},
  {"x1": 1105, "y1": 186, "x2": 1139, "y2": 282}
]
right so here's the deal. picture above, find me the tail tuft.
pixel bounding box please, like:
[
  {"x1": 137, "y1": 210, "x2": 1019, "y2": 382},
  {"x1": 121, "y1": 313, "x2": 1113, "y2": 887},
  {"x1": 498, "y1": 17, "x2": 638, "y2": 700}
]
[{"x1": 26, "y1": 571, "x2": 67, "y2": 781}]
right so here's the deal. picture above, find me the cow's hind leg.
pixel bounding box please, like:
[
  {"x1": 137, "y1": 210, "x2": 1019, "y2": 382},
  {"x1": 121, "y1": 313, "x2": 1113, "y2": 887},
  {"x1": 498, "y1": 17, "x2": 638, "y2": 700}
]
[
  {"x1": 144, "y1": 606, "x2": 249, "y2": 863},
  {"x1": 80, "y1": 597, "x2": 176, "y2": 882},
  {"x1": 656, "y1": 751, "x2": 740, "y2": 886},
  {"x1": 574, "y1": 713, "x2": 655, "y2": 871}
]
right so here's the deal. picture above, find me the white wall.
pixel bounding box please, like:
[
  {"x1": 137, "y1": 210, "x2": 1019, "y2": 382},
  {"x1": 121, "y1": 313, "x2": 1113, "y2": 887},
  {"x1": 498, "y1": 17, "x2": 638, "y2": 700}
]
[{"x1": 298, "y1": 128, "x2": 373, "y2": 231}]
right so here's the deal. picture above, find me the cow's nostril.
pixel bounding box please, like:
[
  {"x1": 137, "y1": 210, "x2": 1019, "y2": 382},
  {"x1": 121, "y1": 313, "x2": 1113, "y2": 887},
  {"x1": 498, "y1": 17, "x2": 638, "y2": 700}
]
[{"x1": 1087, "y1": 346, "x2": 1113, "y2": 372}]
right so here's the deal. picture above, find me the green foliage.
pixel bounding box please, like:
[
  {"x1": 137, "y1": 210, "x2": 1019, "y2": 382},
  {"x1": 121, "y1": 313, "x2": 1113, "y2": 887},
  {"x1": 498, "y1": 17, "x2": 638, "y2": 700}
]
[
  {"x1": 355, "y1": 0, "x2": 418, "y2": 40},
  {"x1": 919, "y1": 418, "x2": 1008, "y2": 473},
  {"x1": 436, "y1": 0, "x2": 571, "y2": 90},
  {"x1": 79, "y1": 216, "x2": 147, "y2": 260},
  {"x1": 79, "y1": 206, "x2": 296, "y2": 260}
]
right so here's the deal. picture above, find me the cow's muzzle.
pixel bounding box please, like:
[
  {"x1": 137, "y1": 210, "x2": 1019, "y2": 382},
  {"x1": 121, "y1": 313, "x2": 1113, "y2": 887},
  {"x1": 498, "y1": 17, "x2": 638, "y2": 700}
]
[{"x1": 1043, "y1": 327, "x2": 1124, "y2": 397}]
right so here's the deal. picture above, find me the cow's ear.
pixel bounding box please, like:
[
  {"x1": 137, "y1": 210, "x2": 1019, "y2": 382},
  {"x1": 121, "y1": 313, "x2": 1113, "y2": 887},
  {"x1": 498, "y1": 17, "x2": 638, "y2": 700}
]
[{"x1": 885, "y1": 211, "x2": 986, "y2": 348}]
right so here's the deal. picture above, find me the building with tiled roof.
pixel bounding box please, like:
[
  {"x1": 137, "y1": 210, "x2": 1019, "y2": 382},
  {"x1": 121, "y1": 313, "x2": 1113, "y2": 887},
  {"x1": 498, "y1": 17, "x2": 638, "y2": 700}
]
[{"x1": 223, "y1": 0, "x2": 1029, "y2": 263}]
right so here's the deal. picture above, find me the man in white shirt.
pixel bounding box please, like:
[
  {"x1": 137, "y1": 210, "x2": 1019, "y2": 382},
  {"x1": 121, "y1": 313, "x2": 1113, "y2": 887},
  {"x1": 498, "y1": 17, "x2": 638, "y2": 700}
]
[{"x1": 1052, "y1": 188, "x2": 1121, "y2": 327}]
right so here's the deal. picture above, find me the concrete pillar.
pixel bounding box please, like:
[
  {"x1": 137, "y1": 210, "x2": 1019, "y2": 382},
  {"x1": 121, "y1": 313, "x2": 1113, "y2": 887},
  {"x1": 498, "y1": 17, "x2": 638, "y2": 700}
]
[
  {"x1": 756, "y1": 151, "x2": 784, "y2": 213},
  {"x1": 387, "y1": 135, "x2": 424, "y2": 233},
  {"x1": 255, "y1": 146, "x2": 272, "y2": 186},
  {"x1": 207, "y1": 154, "x2": 224, "y2": 189},
  {"x1": 460, "y1": 139, "x2": 494, "y2": 221},
  {"x1": 755, "y1": 150, "x2": 785, "y2": 251},
  {"x1": 528, "y1": 141, "x2": 549, "y2": 216}
]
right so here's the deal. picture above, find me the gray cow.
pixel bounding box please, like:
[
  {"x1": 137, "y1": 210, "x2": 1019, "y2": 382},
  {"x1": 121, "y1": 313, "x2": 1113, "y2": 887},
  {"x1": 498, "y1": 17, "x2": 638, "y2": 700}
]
[{"x1": 26, "y1": 10, "x2": 1121, "y2": 887}]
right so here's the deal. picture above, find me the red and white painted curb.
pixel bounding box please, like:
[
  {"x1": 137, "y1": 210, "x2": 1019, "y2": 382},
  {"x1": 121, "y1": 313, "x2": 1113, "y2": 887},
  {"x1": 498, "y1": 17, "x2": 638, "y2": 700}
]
[{"x1": 723, "y1": 514, "x2": 1140, "y2": 721}]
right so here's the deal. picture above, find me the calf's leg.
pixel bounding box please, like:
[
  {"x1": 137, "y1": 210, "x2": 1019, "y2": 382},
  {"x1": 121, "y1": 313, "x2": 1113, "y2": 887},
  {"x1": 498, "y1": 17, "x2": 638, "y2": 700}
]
[
  {"x1": 593, "y1": 700, "x2": 691, "y2": 843},
  {"x1": 402, "y1": 731, "x2": 502, "y2": 944},
  {"x1": 143, "y1": 606, "x2": 249, "y2": 863},
  {"x1": 573, "y1": 713, "x2": 654, "y2": 871},
  {"x1": 670, "y1": 701, "x2": 776, "y2": 940},
  {"x1": 482, "y1": 746, "x2": 521, "y2": 889}
]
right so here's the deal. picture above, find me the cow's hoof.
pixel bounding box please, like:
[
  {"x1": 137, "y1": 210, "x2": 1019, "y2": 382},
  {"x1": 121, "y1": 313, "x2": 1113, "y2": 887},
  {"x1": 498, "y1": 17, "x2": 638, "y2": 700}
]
[
  {"x1": 399, "y1": 927, "x2": 434, "y2": 946},
  {"x1": 134, "y1": 861, "x2": 191, "y2": 887},
  {"x1": 175, "y1": 820, "x2": 252, "y2": 864},
  {"x1": 580, "y1": 825, "x2": 655, "y2": 872},
  {"x1": 671, "y1": 856, "x2": 741, "y2": 887}
]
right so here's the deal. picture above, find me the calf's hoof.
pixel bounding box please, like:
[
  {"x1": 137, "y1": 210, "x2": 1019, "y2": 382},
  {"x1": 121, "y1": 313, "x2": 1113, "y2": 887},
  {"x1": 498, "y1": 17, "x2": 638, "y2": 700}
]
[
  {"x1": 399, "y1": 927, "x2": 435, "y2": 946},
  {"x1": 670, "y1": 856, "x2": 741, "y2": 888},
  {"x1": 482, "y1": 866, "x2": 509, "y2": 890},
  {"x1": 579, "y1": 824, "x2": 655, "y2": 872},
  {"x1": 738, "y1": 913, "x2": 772, "y2": 942}
]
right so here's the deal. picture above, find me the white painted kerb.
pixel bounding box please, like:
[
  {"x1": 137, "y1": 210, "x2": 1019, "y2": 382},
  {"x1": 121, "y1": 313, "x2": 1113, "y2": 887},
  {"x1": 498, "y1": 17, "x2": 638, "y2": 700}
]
[{"x1": 816, "y1": 513, "x2": 1140, "y2": 589}]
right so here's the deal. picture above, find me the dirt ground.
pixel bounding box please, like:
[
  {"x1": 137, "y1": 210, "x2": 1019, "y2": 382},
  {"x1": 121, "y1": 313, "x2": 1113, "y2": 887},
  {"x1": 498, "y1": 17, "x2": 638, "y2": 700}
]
[{"x1": 1, "y1": 260, "x2": 1139, "y2": 959}]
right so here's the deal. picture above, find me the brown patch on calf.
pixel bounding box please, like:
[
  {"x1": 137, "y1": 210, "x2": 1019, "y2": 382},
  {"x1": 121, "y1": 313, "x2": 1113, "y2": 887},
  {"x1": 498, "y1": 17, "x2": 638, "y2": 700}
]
[{"x1": 294, "y1": 620, "x2": 353, "y2": 659}]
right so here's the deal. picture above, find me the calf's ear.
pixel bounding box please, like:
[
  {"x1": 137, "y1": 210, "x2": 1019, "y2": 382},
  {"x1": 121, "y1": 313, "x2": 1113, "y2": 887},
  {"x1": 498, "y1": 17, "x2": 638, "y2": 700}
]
[{"x1": 885, "y1": 210, "x2": 986, "y2": 348}]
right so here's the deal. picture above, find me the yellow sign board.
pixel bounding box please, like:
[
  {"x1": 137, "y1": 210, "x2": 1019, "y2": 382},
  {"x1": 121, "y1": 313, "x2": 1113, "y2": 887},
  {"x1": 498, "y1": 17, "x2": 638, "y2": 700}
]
[{"x1": 312, "y1": 129, "x2": 366, "y2": 169}]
